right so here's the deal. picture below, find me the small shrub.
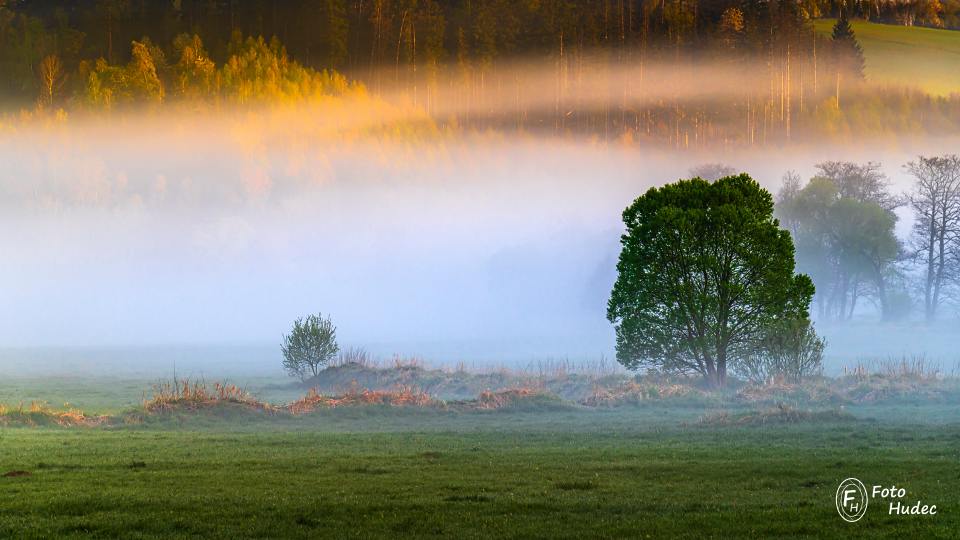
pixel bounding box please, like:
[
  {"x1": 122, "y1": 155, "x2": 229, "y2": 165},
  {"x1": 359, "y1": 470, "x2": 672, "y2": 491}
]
[
  {"x1": 738, "y1": 318, "x2": 825, "y2": 384},
  {"x1": 282, "y1": 313, "x2": 340, "y2": 381}
]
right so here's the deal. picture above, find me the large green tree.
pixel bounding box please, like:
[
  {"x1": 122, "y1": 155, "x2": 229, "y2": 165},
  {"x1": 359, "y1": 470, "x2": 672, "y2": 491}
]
[{"x1": 607, "y1": 174, "x2": 814, "y2": 387}]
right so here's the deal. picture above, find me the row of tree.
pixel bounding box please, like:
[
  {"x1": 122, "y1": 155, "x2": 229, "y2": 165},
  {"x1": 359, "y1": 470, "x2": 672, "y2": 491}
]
[
  {"x1": 607, "y1": 157, "x2": 960, "y2": 388},
  {"x1": 5, "y1": 1, "x2": 955, "y2": 78},
  {"x1": 75, "y1": 33, "x2": 354, "y2": 109},
  {"x1": 5, "y1": 2, "x2": 857, "y2": 97},
  {"x1": 10, "y1": 2, "x2": 952, "y2": 145},
  {"x1": 776, "y1": 155, "x2": 960, "y2": 323},
  {"x1": 4, "y1": 3, "x2": 959, "y2": 144}
]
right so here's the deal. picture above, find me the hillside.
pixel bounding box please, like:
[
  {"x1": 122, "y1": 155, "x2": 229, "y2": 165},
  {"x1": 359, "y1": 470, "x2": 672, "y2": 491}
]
[{"x1": 814, "y1": 19, "x2": 960, "y2": 96}]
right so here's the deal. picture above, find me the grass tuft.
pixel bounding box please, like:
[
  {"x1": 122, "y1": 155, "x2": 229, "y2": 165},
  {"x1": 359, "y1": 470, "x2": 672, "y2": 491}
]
[
  {"x1": 582, "y1": 380, "x2": 710, "y2": 407},
  {"x1": 462, "y1": 387, "x2": 566, "y2": 411},
  {"x1": 142, "y1": 379, "x2": 275, "y2": 414},
  {"x1": 695, "y1": 404, "x2": 856, "y2": 427},
  {"x1": 286, "y1": 386, "x2": 434, "y2": 414},
  {"x1": 0, "y1": 401, "x2": 109, "y2": 427}
]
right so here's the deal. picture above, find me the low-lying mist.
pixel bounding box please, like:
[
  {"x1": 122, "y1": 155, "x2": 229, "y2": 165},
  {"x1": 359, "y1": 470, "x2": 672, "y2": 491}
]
[{"x1": 2, "y1": 104, "x2": 959, "y2": 377}]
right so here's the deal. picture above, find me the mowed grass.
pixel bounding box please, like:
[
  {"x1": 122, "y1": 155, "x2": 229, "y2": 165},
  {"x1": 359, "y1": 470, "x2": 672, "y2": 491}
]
[
  {"x1": 0, "y1": 408, "x2": 958, "y2": 538},
  {"x1": 813, "y1": 19, "x2": 960, "y2": 96}
]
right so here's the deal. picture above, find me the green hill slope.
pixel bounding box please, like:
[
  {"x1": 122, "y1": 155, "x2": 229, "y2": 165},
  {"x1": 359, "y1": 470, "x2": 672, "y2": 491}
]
[{"x1": 814, "y1": 19, "x2": 960, "y2": 96}]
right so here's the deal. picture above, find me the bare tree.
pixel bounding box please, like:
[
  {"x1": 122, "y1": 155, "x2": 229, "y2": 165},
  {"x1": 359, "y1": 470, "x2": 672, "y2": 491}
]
[
  {"x1": 906, "y1": 155, "x2": 960, "y2": 321},
  {"x1": 38, "y1": 54, "x2": 66, "y2": 108},
  {"x1": 815, "y1": 161, "x2": 900, "y2": 211},
  {"x1": 775, "y1": 170, "x2": 803, "y2": 234}
]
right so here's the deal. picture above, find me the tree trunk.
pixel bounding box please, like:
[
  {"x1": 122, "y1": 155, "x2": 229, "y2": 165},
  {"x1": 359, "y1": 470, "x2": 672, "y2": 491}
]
[
  {"x1": 704, "y1": 359, "x2": 718, "y2": 388},
  {"x1": 875, "y1": 264, "x2": 889, "y2": 321},
  {"x1": 924, "y1": 197, "x2": 937, "y2": 321},
  {"x1": 932, "y1": 210, "x2": 948, "y2": 319},
  {"x1": 848, "y1": 282, "x2": 858, "y2": 320},
  {"x1": 716, "y1": 349, "x2": 727, "y2": 388},
  {"x1": 704, "y1": 353, "x2": 725, "y2": 388}
]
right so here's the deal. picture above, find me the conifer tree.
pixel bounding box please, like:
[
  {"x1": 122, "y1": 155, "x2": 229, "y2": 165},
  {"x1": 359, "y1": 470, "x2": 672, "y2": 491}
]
[{"x1": 831, "y1": 12, "x2": 866, "y2": 81}]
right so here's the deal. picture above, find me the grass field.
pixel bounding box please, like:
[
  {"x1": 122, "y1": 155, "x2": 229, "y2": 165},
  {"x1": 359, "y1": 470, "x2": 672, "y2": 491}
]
[
  {"x1": 0, "y1": 377, "x2": 958, "y2": 538},
  {"x1": 813, "y1": 19, "x2": 960, "y2": 96}
]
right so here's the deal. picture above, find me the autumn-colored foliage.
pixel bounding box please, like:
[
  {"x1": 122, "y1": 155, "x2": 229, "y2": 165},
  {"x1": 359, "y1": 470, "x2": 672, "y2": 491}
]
[{"x1": 287, "y1": 386, "x2": 433, "y2": 414}]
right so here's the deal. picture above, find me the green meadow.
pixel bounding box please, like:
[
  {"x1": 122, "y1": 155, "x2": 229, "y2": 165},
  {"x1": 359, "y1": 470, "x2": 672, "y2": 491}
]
[
  {"x1": 0, "y1": 376, "x2": 958, "y2": 538},
  {"x1": 814, "y1": 19, "x2": 960, "y2": 96}
]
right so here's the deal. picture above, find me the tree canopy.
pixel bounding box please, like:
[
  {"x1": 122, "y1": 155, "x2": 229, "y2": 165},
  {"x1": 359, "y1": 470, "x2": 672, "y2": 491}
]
[
  {"x1": 607, "y1": 174, "x2": 814, "y2": 387},
  {"x1": 776, "y1": 163, "x2": 902, "y2": 321},
  {"x1": 281, "y1": 313, "x2": 340, "y2": 381}
]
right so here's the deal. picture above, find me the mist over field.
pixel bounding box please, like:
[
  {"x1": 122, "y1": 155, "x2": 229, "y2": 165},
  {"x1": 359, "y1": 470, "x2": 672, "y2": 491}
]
[{"x1": 2, "y1": 110, "x2": 959, "y2": 376}]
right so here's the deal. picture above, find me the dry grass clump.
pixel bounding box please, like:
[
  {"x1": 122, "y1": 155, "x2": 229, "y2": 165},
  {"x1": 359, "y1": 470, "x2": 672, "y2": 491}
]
[
  {"x1": 735, "y1": 378, "x2": 845, "y2": 405},
  {"x1": 837, "y1": 356, "x2": 960, "y2": 403},
  {"x1": 454, "y1": 387, "x2": 564, "y2": 411},
  {"x1": 523, "y1": 356, "x2": 625, "y2": 380},
  {"x1": 390, "y1": 356, "x2": 425, "y2": 370},
  {"x1": 328, "y1": 347, "x2": 375, "y2": 369},
  {"x1": 879, "y1": 355, "x2": 941, "y2": 379},
  {"x1": 324, "y1": 350, "x2": 427, "y2": 371},
  {"x1": 696, "y1": 404, "x2": 855, "y2": 427},
  {"x1": 143, "y1": 379, "x2": 274, "y2": 413},
  {"x1": 474, "y1": 388, "x2": 542, "y2": 409},
  {"x1": 733, "y1": 356, "x2": 960, "y2": 406},
  {"x1": 287, "y1": 386, "x2": 434, "y2": 414},
  {"x1": 844, "y1": 355, "x2": 943, "y2": 382},
  {"x1": 0, "y1": 402, "x2": 109, "y2": 427},
  {"x1": 582, "y1": 380, "x2": 707, "y2": 407}
]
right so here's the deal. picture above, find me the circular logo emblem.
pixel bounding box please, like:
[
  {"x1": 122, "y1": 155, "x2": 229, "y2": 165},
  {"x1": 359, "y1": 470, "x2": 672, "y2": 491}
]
[{"x1": 836, "y1": 478, "x2": 869, "y2": 522}]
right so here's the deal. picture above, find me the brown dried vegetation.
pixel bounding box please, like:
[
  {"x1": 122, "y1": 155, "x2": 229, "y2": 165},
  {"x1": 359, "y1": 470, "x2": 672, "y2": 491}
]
[{"x1": 142, "y1": 379, "x2": 275, "y2": 413}]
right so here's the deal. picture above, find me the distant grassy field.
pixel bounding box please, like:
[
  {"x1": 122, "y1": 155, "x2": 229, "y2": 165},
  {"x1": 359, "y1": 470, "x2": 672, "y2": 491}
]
[
  {"x1": 0, "y1": 404, "x2": 957, "y2": 538},
  {"x1": 813, "y1": 19, "x2": 960, "y2": 96}
]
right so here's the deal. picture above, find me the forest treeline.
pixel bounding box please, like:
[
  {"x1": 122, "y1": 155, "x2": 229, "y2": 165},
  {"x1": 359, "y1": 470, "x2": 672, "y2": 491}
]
[{"x1": 2, "y1": 1, "x2": 960, "y2": 145}]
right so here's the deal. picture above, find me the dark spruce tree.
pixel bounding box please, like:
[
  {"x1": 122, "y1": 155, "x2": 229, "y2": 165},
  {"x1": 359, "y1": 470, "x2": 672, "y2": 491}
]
[
  {"x1": 831, "y1": 13, "x2": 866, "y2": 80},
  {"x1": 607, "y1": 174, "x2": 815, "y2": 388}
]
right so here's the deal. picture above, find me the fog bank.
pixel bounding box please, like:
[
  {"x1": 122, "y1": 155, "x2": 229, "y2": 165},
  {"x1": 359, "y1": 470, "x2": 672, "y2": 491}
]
[{"x1": 2, "y1": 113, "x2": 959, "y2": 374}]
